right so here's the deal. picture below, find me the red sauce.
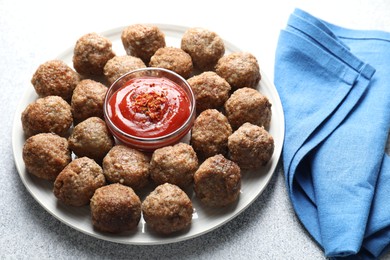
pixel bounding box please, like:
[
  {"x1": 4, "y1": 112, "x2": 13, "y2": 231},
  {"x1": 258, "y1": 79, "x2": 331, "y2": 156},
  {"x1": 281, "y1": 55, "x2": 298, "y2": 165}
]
[{"x1": 107, "y1": 76, "x2": 191, "y2": 138}]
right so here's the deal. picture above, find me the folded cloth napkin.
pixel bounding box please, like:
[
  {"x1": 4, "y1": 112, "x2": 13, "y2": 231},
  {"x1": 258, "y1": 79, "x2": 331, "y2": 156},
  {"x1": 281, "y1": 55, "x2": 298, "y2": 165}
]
[{"x1": 274, "y1": 8, "x2": 390, "y2": 259}]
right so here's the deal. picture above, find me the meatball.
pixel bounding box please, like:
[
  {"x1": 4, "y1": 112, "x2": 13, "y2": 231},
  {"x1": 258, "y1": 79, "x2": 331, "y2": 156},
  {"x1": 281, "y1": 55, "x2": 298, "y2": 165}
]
[
  {"x1": 68, "y1": 117, "x2": 114, "y2": 163},
  {"x1": 71, "y1": 79, "x2": 107, "y2": 124},
  {"x1": 121, "y1": 24, "x2": 166, "y2": 64},
  {"x1": 215, "y1": 52, "x2": 261, "y2": 89},
  {"x1": 23, "y1": 133, "x2": 71, "y2": 181},
  {"x1": 224, "y1": 87, "x2": 272, "y2": 130},
  {"x1": 53, "y1": 157, "x2": 106, "y2": 207},
  {"x1": 228, "y1": 122, "x2": 274, "y2": 169},
  {"x1": 181, "y1": 27, "x2": 225, "y2": 71},
  {"x1": 102, "y1": 145, "x2": 150, "y2": 190},
  {"x1": 149, "y1": 47, "x2": 193, "y2": 79},
  {"x1": 31, "y1": 60, "x2": 80, "y2": 102},
  {"x1": 90, "y1": 183, "x2": 141, "y2": 233},
  {"x1": 142, "y1": 183, "x2": 193, "y2": 234},
  {"x1": 103, "y1": 55, "x2": 146, "y2": 86},
  {"x1": 191, "y1": 109, "x2": 232, "y2": 159},
  {"x1": 187, "y1": 71, "x2": 231, "y2": 112},
  {"x1": 73, "y1": 32, "x2": 115, "y2": 76},
  {"x1": 150, "y1": 143, "x2": 198, "y2": 188},
  {"x1": 194, "y1": 154, "x2": 241, "y2": 207},
  {"x1": 21, "y1": 95, "x2": 73, "y2": 137}
]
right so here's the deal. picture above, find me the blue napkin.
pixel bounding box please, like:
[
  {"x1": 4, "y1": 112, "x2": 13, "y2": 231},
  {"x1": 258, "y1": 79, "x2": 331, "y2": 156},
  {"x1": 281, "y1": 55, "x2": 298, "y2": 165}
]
[{"x1": 274, "y1": 8, "x2": 390, "y2": 259}]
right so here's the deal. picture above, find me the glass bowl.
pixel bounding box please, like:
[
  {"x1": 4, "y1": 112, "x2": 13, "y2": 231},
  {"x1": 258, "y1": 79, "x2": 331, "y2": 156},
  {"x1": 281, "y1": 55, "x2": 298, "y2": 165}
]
[{"x1": 103, "y1": 67, "x2": 196, "y2": 151}]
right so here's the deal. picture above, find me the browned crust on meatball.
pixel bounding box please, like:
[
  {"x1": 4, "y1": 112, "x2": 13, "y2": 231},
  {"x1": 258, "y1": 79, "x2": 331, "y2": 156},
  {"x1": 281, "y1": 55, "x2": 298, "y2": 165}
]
[
  {"x1": 71, "y1": 79, "x2": 107, "y2": 124},
  {"x1": 181, "y1": 27, "x2": 225, "y2": 71},
  {"x1": 142, "y1": 183, "x2": 193, "y2": 234},
  {"x1": 228, "y1": 123, "x2": 274, "y2": 170},
  {"x1": 191, "y1": 109, "x2": 232, "y2": 159},
  {"x1": 215, "y1": 52, "x2": 261, "y2": 89},
  {"x1": 149, "y1": 47, "x2": 193, "y2": 79},
  {"x1": 53, "y1": 157, "x2": 106, "y2": 207},
  {"x1": 90, "y1": 183, "x2": 141, "y2": 233},
  {"x1": 121, "y1": 24, "x2": 166, "y2": 64},
  {"x1": 194, "y1": 154, "x2": 241, "y2": 207},
  {"x1": 21, "y1": 95, "x2": 73, "y2": 137},
  {"x1": 224, "y1": 87, "x2": 272, "y2": 130},
  {"x1": 68, "y1": 117, "x2": 114, "y2": 163},
  {"x1": 23, "y1": 133, "x2": 71, "y2": 181},
  {"x1": 187, "y1": 71, "x2": 231, "y2": 112},
  {"x1": 103, "y1": 55, "x2": 146, "y2": 86},
  {"x1": 150, "y1": 143, "x2": 198, "y2": 188},
  {"x1": 102, "y1": 145, "x2": 150, "y2": 190},
  {"x1": 31, "y1": 60, "x2": 80, "y2": 102},
  {"x1": 73, "y1": 33, "x2": 115, "y2": 76}
]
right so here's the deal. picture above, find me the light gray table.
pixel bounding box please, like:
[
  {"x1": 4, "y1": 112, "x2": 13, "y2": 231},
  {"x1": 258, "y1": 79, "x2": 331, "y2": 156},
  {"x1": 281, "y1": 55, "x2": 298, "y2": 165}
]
[{"x1": 1, "y1": 0, "x2": 389, "y2": 259}]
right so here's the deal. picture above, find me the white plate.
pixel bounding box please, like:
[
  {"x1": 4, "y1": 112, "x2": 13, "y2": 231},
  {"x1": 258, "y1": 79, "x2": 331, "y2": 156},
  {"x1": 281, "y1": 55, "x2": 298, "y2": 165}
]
[{"x1": 12, "y1": 24, "x2": 285, "y2": 245}]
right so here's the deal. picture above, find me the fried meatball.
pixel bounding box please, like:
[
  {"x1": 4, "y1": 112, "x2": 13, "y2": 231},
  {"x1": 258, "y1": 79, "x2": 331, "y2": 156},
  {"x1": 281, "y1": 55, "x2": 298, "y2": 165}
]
[
  {"x1": 71, "y1": 79, "x2": 107, "y2": 124},
  {"x1": 53, "y1": 157, "x2": 106, "y2": 207},
  {"x1": 103, "y1": 145, "x2": 150, "y2": 190},
  {"x1": 121, "y1": 24, "x2": 166, "y2": 64},
  {"x1": 73, "y1": 32, "x2": 115, "y2": 76},
  {"x1": 31, "y1": 60, "x2": 80, "y2": 102},
  {"x1": 187, "y1": 71, "x2": 231, "y2": 112},
  {"x1": 21, "y1": 95, "x2": 73, "y2": 137},
  {"x1": 194, "y1": 154, "x2": 241, "y2": 207},
  {"x1": 90, "y1": 183, "x2": 141, "y2": 233},
  {"x1": 224, "y1": 87, "x2": 272, "y2": 130},
  {"x1": 149, "y1": 47, "x2": 193, "y2": 79},
  {"x1": 181, "y1": 27, "x2": 225, "y2": 71},
  {"x1": 23, "y1": 133, "x2": 71, "y2": 181},
  {"x1": 103, "y1": 55, "x2": 146, "y2": 86},
  {"x1": 215, "y1": 52, "x2": 261, "y2": 89},
  {"x1": 191, "y1": 109, "x2": 232, "y2": 159},
  {"x1": 142, "y1": 183, "x2": 193, "y2": 234},
  {"x1": 228, "y1": 123, "x2": 274, "y2": 170},
  {"x1": 150, "y1": 143, "x2": 198, "y2": 188},
  {"x1": 68, "y1": 117, "x2": 114, "y2": 163}
]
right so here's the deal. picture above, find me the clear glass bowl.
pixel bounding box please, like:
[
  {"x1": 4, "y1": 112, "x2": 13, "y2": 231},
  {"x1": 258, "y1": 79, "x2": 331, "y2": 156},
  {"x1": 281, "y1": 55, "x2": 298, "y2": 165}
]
[{"x1": 103, "y1": 67, "x2": 196, "y2": 151}]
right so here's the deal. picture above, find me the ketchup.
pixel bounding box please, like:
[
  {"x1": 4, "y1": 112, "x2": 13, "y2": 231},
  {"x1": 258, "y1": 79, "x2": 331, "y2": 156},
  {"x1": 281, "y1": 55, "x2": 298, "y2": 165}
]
[{"x1": 107, "y1": 76, "x2": 191, "y2": 138}]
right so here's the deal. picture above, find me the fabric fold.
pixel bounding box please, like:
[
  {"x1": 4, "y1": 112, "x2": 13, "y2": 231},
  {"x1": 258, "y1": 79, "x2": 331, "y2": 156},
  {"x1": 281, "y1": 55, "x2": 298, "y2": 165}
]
[{"x1": 274, "y1": 8, "x2": 390, "y2": 259}]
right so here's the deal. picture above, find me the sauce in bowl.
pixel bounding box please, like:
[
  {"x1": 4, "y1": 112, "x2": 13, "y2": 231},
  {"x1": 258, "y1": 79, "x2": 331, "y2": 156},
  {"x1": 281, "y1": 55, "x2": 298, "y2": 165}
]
[
  {"x1": 104, "y1": 68, "x2": 195, "y2": 151},
  {"x1": 107, "y1": 77, "x2": 191, "y2": 137}
]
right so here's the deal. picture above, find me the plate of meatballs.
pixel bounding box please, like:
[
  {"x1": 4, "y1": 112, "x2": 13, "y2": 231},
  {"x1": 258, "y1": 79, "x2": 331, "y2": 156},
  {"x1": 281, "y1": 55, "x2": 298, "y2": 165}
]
[{"x1": 12, "y1": 24, "x2": 285, "y2": 245}]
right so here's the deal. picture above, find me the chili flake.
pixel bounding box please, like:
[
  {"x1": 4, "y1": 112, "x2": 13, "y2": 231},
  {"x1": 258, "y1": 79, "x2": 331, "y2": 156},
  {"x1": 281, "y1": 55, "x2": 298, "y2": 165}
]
[{"x1": 131, "y1": 91, "x2": 168, "y2": 122}]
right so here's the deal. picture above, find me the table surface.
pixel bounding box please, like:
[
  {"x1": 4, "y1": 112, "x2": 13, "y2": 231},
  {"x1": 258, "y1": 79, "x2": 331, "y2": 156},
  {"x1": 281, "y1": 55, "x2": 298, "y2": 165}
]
[{"x1": 1, "y1": 0, "x2": 390, "y2": 259}]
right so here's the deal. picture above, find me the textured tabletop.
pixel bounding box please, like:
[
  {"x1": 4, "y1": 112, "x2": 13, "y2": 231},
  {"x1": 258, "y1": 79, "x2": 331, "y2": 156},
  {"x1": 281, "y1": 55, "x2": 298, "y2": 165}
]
[{"x1": 1, "y1": 0, "x2": 389, "y2": 259}]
